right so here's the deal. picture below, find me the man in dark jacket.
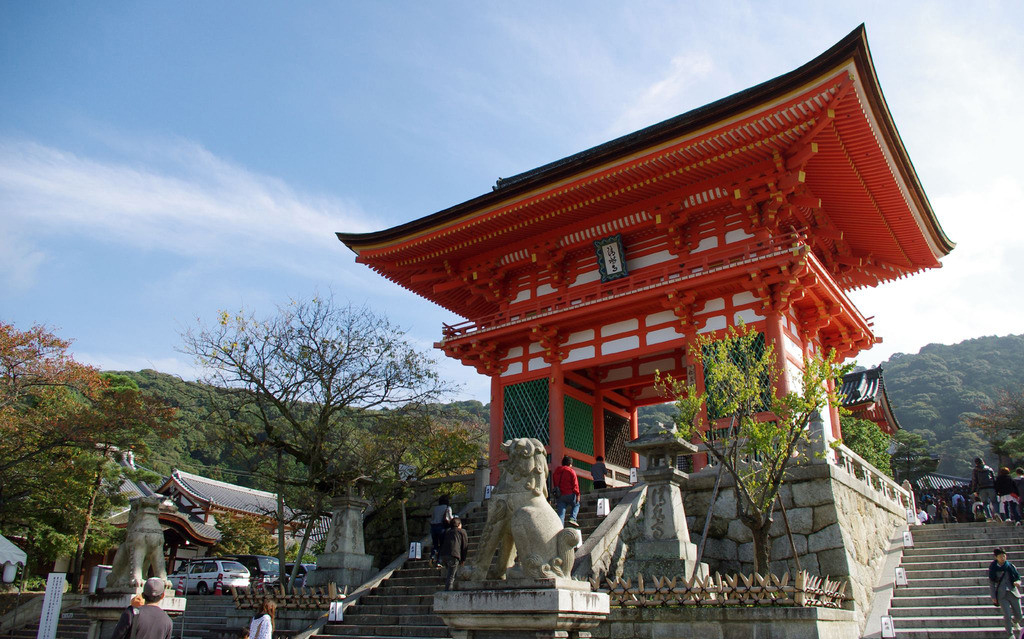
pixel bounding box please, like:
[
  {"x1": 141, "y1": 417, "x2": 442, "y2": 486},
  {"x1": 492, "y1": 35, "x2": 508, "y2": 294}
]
[
  {"x1": 973, "y1": 458, "x2": 998, "y2": 518},
  {"x1": 440, "y1": 517, "x2": 469, "y2": 591},
  {"x1": 989, "y1": 547, "x2": 1023, "y2": 638}
]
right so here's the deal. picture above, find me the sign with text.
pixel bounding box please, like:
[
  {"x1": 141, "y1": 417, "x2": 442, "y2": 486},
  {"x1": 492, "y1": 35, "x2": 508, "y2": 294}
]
[
  {"x1": 880, "y1": 615, "x2": 895, "y2": 638},
  {"x1": 594, "y1": 234, "x2": 629, "y2": 283},
  {"x1": 408, "y1": 542, "x2": 422, "y2": 560},
  {"x1": 328, "y1": 601, "x2": 344, "y2": 622},
  {"x1": 894, "y1": 566, "x2": 908, "y2": 587},
  {"x1": 905, "y1": 508, "x2": 915, "y2": 525},
  {"x1": 902, "y1": 531, "x2": 914, "y2": 548},
  {"x1": 629, "y1": 467, "x2": 638, "y2": 484},
  {"x1": 484, "y1": 485, "x2": 493, "y2": 499},
  {"x1": 596, "y1": 498, "x2": 610, "y2": 517},
  {"x1": 36, "y1": 573, "x2": 65, "y2": 639}
]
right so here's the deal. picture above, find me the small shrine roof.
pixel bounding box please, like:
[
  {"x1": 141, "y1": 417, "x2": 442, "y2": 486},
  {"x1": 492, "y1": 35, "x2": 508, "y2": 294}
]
[
  {"x1": 160, "y1": 469, "x2": 285, "y2": 518},
  {"x1": 839, "y1": 365, "x2": 901, "y2": 433}
]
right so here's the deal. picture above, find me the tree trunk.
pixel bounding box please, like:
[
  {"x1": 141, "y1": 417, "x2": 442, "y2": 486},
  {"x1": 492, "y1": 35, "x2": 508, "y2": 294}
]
[
  {"x1": 399, "y1": 492, "x2": 410, "y2": 551},
  {"x1": 750, "y1": 521, "x2": 771, "y2": 575},
  {"x1": 276, "y1": 450, "x2": 287, "y2": 589},
  {"x1": 71, "y1": 464, "x2": 105, "y2": 591},
  {"x1": 288, "y1": 493, "x2": 323, "y2": 591}
]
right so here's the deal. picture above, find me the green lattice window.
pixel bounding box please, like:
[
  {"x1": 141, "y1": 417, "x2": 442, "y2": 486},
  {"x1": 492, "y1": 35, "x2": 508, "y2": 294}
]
[
  {"x1": 563, "y1": 396, "x2": 594, "y2": 456},
  {"x1": 703, "y1": 332, "x2": 773, "y2": 419},
  {"x1": 503, "y1": 378, "x2": 549, "y2": 444}
]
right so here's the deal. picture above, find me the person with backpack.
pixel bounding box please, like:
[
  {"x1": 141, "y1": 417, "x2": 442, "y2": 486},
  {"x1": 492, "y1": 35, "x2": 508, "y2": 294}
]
[
  {"x1": 973, "y1": 458, "x2": 998, "y2": 519},
  {"x1": 111, "y1": 578, "x2": 172, "y2": 639},
  {"x1": 551, "y1": 456, "x2": 581, "y2": 528},
  {"x1": 110, "y1": 594, "x2": 144, "y2": 639},
  {"x1": 439, "y1": 517, "x2": 468, "y2": 591},
  {"x1": 429, "y1": 495, "x2": 453, "y2": 567}
]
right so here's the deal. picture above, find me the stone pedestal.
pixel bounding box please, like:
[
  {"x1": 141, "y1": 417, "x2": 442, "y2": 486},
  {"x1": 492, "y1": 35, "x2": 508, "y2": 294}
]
[
  {"x1": 625, "y1": 428, "x2": 706, "y2": 580},
  {"x1": 434, "y1": 578, "x2": 609, "y2": 639},
  {"x1": 81, "y1": 588, "x2": 185, "y2": 639},
  {"x1": 307, "y1": 494, "x2": 374, "y2": 589}
]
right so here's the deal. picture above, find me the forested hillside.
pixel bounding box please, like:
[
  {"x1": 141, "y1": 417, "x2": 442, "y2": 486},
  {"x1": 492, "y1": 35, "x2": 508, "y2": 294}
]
[
  {"x1": 123, "y1": 334, "x2": 1024, "y2": 480},
  {"x1": 881, "y1": 334, "x2": 1024, "y2": 474}
]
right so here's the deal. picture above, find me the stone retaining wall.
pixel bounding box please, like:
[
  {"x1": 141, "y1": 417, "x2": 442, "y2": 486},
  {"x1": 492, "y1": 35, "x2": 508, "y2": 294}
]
[
  {"x1": 680, "y1": 461, "x2": 905, "y2": 630},
  {"x1": 592, "y1": 605, "x2": 859, "y2": 639}
]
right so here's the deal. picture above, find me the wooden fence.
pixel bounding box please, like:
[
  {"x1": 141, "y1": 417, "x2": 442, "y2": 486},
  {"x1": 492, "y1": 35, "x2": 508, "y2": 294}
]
[
  {"x1": 229, "y1": 583, "x2": 347, "y2": 610},
  {"x1": 592, "y1": 571, "x2": 849, "y2": 608}
]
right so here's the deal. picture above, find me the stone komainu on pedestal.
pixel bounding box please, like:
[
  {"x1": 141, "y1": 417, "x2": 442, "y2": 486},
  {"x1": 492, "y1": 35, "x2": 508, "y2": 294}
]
[
  {"x1": 463, "y1": 437, "x2": 580, "y2": 581},
  {"x1": 105, "y1": 496, "x2": 173, "y2": 593}
]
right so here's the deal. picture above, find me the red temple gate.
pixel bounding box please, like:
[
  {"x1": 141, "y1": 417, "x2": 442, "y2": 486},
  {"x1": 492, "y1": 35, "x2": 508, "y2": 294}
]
[{"x1": 337, "y1": 26, "x2": 953, "y2": 485}]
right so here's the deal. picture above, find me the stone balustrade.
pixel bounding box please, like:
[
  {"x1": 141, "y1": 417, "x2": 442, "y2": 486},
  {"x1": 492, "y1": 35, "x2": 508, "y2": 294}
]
[{"x1": 832, "y1": 444, "x2": 912, "y2": 511}]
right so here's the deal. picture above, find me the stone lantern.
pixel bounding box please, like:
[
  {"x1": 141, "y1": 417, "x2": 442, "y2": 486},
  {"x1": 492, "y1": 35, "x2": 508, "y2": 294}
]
[{"x1": 624, "y1": 424, "x2": 706, "y2": 580}]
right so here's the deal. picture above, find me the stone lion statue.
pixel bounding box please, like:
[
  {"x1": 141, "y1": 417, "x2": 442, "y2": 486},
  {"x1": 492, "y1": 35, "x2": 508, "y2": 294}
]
[
  {"x1": 106, "y1": 495, "x2": 173, "y2": 593},
  {"x1": 463, "y1": 438, "x2": 581, "y2": 581}
]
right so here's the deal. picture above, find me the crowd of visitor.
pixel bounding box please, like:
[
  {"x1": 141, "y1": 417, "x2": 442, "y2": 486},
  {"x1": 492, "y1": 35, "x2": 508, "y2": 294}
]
[{"x1": 911, "y1": 458, "x2": 1024, "y2": 525}]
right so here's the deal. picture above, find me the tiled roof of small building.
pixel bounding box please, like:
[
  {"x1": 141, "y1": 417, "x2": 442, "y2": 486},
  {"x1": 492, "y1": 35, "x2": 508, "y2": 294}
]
[
  {"x1": 918, "y1": 472, "x2": 971, "y2": 491},
  {"x1": 839, "y1": 366, "x2": 884, "y2": 406},
  {"x1": 168, "y1": 469, "x2": 283, "y2": 517}
]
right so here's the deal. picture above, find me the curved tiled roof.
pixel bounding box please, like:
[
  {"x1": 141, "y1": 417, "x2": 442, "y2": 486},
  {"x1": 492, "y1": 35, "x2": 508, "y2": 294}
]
[
  {"x1": 168, "y1": 469, "x2": 281, "y2": 517},
  {"x1": 839, "y1": 366, "x2": 884, "y2": 406}
]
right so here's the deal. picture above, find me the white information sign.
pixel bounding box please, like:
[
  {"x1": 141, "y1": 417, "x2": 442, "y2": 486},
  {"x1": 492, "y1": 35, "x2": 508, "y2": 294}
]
[
  {"x1": 629, "y1": 468, "x2": 638, "y2": 485},
  {"x1": 880, "y1": 615, "x2": 896, "y2": 638},
  {"x1": 905, "y1": 508, "x2": 915, "y2": 525},
  {"x1": 596, "y1": 498, "x2": 610, "y2": 517},
  {"x1": 894, "y1": 566, "x2": 908, "y2": 587},
  {"x1": 409, "y1": 542, "x2": 422, "y2": 559},
  {"x1": 36, "y1": 573, "x2": 65, "y2": 639},
  {"x1": 902, "y1": 531, "x2": 914, "y2": 548},
  {"x1": 484, "y1": 485, "x2": 494, "y2": 499},
  {"x1": 328, "y1": 600, "x2": 344, "y2": 622}
]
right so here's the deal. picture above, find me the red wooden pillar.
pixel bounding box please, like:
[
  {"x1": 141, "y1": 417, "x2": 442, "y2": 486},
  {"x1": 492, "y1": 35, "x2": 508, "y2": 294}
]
[
  {"x1": 549, "y1": 363, "x2": 566, "y2": 466},
  {"x1": 489, "y1": 374, "x2": 504, "y2": 485},
  {"x1": 592, "y1": 390, "x2": 606, "y2": 459},
  {"x1": 765, "y1": 311, "x2": 790, "y2": 397},
  {"x1": 827, "y1": 377, "x2": 842, "y2": 440},
  {"x1": 629, "y1": 406, "x2": 639, "y2": 468}
]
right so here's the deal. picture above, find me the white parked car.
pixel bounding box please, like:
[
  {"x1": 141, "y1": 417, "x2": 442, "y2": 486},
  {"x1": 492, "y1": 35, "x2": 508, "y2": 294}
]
[{"x1": 170, "y1": 558, "x2": 249, "y2": 594}]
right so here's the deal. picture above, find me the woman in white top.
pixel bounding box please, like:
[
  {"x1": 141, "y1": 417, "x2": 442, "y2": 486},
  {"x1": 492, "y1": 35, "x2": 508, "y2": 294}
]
[{"x1": 249, "y1": 600, "x2": 275, "y2": 639}]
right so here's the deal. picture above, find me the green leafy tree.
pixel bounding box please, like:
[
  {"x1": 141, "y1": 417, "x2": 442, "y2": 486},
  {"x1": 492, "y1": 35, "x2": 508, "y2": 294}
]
[
  {"x1": 935, "y1": 425, "x2": 988, "y2": 477},
  {"x1": 890, "y1": 429, "x2": 938, "y2": 485},
  {"x1": 839, "y1": 416, "x2": 892, "y2": 477},
  {"x1": 211, "y1": 515, "x2": 277, "y2": 556},
  {"x1": 657, "y1": 323, "x2": 851, "y2": 574},
  {"x1": 0, "y1": 323, "x2": 176, "y2": 589},
  {"x1": 180, "y1": 295, "x2": 454, "y2": 590},
  {"x1": 969, "y1": 388, "x2": 1024, "y2": 463}
]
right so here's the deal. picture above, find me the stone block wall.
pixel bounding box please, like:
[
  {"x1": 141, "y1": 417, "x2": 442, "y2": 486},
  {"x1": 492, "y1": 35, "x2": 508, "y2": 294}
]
[{"x1": 678, "y1": 462, "x2": 905, "y2": 630}]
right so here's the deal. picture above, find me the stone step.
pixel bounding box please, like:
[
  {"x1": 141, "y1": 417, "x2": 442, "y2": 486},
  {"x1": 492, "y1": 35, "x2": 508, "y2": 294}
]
[
  {"x1": 891, "y1": 586, "x2": 991, "y2": 598},
  {"x1": 371, "y1": 584, "x2": 445, "y2": 596},
  {"x1": 891, "y1": 595, "x2": 993, "y2": 608},
  {"x1": 903, "y1": 547, "x2": 1024, "y2": 561},
  {"x1": 892, "y1": 630, "x2": 1010, "y2": 639},
  {"x1": 348, "y1": 604, "x2": 435, "y2": 616},
  {"x1": 322, "y1": 623, "x2": 450, "y2": 637},
  {"x1": 891, "y1": 615, "x2": 1007, "y2": 628},
  {"x1": 890, "y1": 606, "x2": 1001, "y2": 618},
  {"x1": 343, "y1": 613, "x2": 444, "y2": 626},
  {"x1": 902, "y1": 566, "x2": 1003, "y2": 579},
  {"x1": 355, "y1": 594, "x2": 436, "y2": 607}
]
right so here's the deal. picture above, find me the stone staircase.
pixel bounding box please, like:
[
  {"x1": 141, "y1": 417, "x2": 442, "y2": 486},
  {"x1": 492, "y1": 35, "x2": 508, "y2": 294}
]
[
  {"x1": 316, "y1": 486, "x2": 633, "y2": 639},
  {"x1": 172, "y1": 594, "x2": 239, "y2": 639},
  {"x1": 3, "y1": 610, "x2": 90, "y2": 639},
  {"x1": 890, "y1": 521, "x2": 1024, "y2": 639}
]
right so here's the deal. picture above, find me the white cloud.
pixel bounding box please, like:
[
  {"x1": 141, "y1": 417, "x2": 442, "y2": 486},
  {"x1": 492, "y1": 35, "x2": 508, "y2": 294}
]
[
  {"x1": 608, "y1": 51, "x2": 717, "y2": 136},
  {"x1": 0, "y1": 229, "x2": 46, "y2": 291},
  {"x1": 0, "y1": 138, "x2": 376, "y2": 286}
]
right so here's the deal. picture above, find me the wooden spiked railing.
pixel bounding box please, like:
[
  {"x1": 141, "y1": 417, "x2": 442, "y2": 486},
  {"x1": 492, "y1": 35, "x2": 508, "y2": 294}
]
[
  {"x1": 591, "y1": 571, "x2": 849, "y2": 608},
  {"x1": 229, "y1": 583, "x2": 347, "y2": 610}
]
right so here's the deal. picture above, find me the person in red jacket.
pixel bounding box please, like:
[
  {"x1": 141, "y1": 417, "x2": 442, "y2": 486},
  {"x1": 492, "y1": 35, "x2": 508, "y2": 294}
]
[{"x1": 552, "y1": 456, "x2": 581, "y2": 527}]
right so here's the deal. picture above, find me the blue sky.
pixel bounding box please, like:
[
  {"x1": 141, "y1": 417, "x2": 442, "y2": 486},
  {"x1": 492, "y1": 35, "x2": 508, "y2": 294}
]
[{"x1": 2, "y1": 2, "x2": 1022, "y2": 402}]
